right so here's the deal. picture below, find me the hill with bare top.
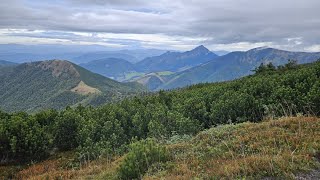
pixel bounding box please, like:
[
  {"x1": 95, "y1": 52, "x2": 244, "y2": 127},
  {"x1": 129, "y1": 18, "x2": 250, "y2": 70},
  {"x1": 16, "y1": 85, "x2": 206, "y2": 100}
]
[{"x1": 0, "y1": 60, "x2": 145, "y2": 112}]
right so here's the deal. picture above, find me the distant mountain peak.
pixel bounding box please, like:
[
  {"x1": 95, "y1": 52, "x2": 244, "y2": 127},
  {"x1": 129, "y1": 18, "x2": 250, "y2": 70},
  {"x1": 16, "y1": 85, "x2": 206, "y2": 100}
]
[
  {"x1": 197, "y1": 45, "x2": 206, "y2": 48},
  {"x1": 32, "y1": 59, "x2": 80, "y2": 78},
  {"x1": 135, "y1": 45, "x2": 218, "y2": 73},
  {"x1": 192, "y1": 45, "x2": 210, "y2": 53}
]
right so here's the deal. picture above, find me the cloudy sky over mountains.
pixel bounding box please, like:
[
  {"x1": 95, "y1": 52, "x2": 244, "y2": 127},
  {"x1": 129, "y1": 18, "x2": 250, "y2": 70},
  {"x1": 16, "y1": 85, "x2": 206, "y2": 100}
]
[{"x1": 0, "y1": 0, "x2": 319, "y2": 51}]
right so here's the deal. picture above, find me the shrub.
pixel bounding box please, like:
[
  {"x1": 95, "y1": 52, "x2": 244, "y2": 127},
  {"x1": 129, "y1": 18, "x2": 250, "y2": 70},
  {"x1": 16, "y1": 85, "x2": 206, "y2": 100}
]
[
  {"x1": 77, "y1": 117, "x2": 127, "y2": 162},
  {"x1": 53, "y1": 109, "x2": 81, "y2": 151},
  {"x1": 118, "y1": 139, "x2": 169, "y2": 179},
  {"x1": 0, "y1": 115, "x2": 50, "y2": 162}
]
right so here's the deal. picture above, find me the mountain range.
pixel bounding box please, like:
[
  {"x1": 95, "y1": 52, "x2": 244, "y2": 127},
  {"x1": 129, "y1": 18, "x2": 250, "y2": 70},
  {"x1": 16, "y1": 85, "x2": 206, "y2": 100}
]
[
  {"x1": 0, "y1": 60, "x2": 145, "y2": 112},
  {"x1": 76, "y1": 46, "x2": 320, "y2": 91},
  {"x1": 0, "y1": 44, "x2": 166, "y2": 64},
  {"x1": 159, "y1": 47, "x2": 320, "y2": 89},
  {"x1": 135, "y1": 45, "x2": 218, "y2": 72},
  {"x1": 1, "y1": 46, "x2": 320, "y2": 112},
  {"x1": 79, "y1": 45, "x2": 218, "y2": 82}
]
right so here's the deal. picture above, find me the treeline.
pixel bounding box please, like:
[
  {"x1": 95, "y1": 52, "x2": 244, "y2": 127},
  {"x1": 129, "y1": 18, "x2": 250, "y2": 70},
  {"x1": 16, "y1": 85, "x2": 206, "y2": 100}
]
[
  {"x1": 0, "y1": 60, "x2": 320, "y2": 164},
  {"x1": 253, "y1": 59, "x2": 299, "y2": 74}
]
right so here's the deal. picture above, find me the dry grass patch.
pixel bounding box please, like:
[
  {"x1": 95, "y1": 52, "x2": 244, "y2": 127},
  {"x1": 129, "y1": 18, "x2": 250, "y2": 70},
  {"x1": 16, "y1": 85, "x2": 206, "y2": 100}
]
[
  {"x1": 147, "y1": 117, "x2": 320, "y2": 179},
  {"x1": 14, "y1": 152, "x2": 122, "y2": 180},
  {"x1": 71, "y1": 81, "x2": 101, "y2": 95}
]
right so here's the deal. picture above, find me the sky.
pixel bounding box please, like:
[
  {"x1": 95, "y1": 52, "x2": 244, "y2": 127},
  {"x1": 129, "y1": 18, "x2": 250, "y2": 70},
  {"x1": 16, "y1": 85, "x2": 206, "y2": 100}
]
[{"x1": 0, "y1": 0, "x2": 319, "y2": 52}]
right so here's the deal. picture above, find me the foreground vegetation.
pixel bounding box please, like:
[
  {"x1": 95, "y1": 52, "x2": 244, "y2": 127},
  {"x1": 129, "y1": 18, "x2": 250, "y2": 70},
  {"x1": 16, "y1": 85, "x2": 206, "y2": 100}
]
[
  {"x1": 0, "y1": 60, "x2": 320, "y2": 179},
  {"x1": 2, "y1": 117, "x2": 319, "y2": 179}
]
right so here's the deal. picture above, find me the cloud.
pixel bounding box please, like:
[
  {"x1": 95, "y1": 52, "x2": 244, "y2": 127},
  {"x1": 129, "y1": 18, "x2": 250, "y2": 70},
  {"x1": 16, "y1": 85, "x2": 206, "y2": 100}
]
[
  {"x1": 0, "y1": 29, "x2": 206, "y2": 50},
  {"x1": 0, "y1": 0, "x2": 319, "y2": 51}
]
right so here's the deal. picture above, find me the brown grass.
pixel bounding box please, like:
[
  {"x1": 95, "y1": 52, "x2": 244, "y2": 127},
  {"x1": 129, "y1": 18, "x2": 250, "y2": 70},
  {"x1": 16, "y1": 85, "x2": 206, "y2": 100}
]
[
  {"x1": 14, "y1": 152, "x2": 123, "y2": 180},
  {"x1": 71, "y1": 81, "x2": 101, "y2": 95},
  {"x1": 146, "y1": 117, "x2": 320, "y2": 179}
]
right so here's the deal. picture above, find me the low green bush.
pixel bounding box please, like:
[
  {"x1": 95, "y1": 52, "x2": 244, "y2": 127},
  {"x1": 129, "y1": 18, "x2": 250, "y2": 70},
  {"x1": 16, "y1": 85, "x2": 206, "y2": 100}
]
[{"x1": 118, "y1": 139, "x2": 169, "y2": 179}]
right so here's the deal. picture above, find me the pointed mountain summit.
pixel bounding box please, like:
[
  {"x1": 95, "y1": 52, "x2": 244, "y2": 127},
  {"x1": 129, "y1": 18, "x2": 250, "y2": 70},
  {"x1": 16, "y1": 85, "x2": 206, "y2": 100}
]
[
  {"x1": 135, "y1": 45, "x2": 218, "y2": 72},
  {"x1": 184, "y1": 45, "x2": 212, "y2": 57},
  {"x1": 190, "y1": 45, "x2": 210, "y2": 53}
]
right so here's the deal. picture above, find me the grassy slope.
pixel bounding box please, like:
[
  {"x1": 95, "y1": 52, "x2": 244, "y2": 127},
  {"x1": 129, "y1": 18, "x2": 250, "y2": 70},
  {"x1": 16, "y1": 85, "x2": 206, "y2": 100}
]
[
  {"x1": 156, "y1": 117, "x2": 320, "y2": 179},
  {"x1": 6, "y1": 116, "x2": 319, "y2": 179},
  {"x1": 124, "y1": 71, "x2": 146, "y2": 80}
]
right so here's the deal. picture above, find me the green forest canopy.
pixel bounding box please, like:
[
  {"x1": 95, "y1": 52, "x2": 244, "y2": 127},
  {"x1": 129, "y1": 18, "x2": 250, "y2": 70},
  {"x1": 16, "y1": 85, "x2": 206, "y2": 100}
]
[{"x1": 0, "y1": 60, "x2": 319, "y2": 164}]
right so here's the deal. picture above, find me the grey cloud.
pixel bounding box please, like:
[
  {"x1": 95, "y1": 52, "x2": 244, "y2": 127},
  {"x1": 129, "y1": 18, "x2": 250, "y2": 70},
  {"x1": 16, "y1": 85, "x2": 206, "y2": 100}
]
[
  {"x1": 0, "y1": 1, "x2": 179, "y2": 34},
  {"x1": 67, "y1": 0, "x2": 148, "y2": 7},
  {"x1": 0, "y1": 0, "x2": 319, "y2": 51}
]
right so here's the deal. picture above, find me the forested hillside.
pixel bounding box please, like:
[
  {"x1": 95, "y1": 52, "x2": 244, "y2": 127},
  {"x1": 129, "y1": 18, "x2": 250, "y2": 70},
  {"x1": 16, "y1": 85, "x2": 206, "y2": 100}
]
[
  {"x1": 0, "y1": 60, "x2": 145, "y2": 112},
  {"x1": 160, "y1": 47, "x2": 320, "y2": 89},
  {"x1": 1, "y1": 60, "x2": 319, "y2": 179}
]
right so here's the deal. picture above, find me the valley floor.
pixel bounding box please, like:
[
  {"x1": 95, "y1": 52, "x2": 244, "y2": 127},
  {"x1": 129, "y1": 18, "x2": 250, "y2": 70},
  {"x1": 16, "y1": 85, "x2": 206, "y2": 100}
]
[{"x1": 1, "y1": 116, "x2": 320, "y2": 179}]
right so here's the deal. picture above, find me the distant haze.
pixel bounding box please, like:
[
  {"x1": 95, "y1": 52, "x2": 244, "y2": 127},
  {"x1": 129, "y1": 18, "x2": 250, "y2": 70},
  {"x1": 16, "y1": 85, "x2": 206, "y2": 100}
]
[{"x1": 0, "y1": 44, "x2": 167, "y2": 63}]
